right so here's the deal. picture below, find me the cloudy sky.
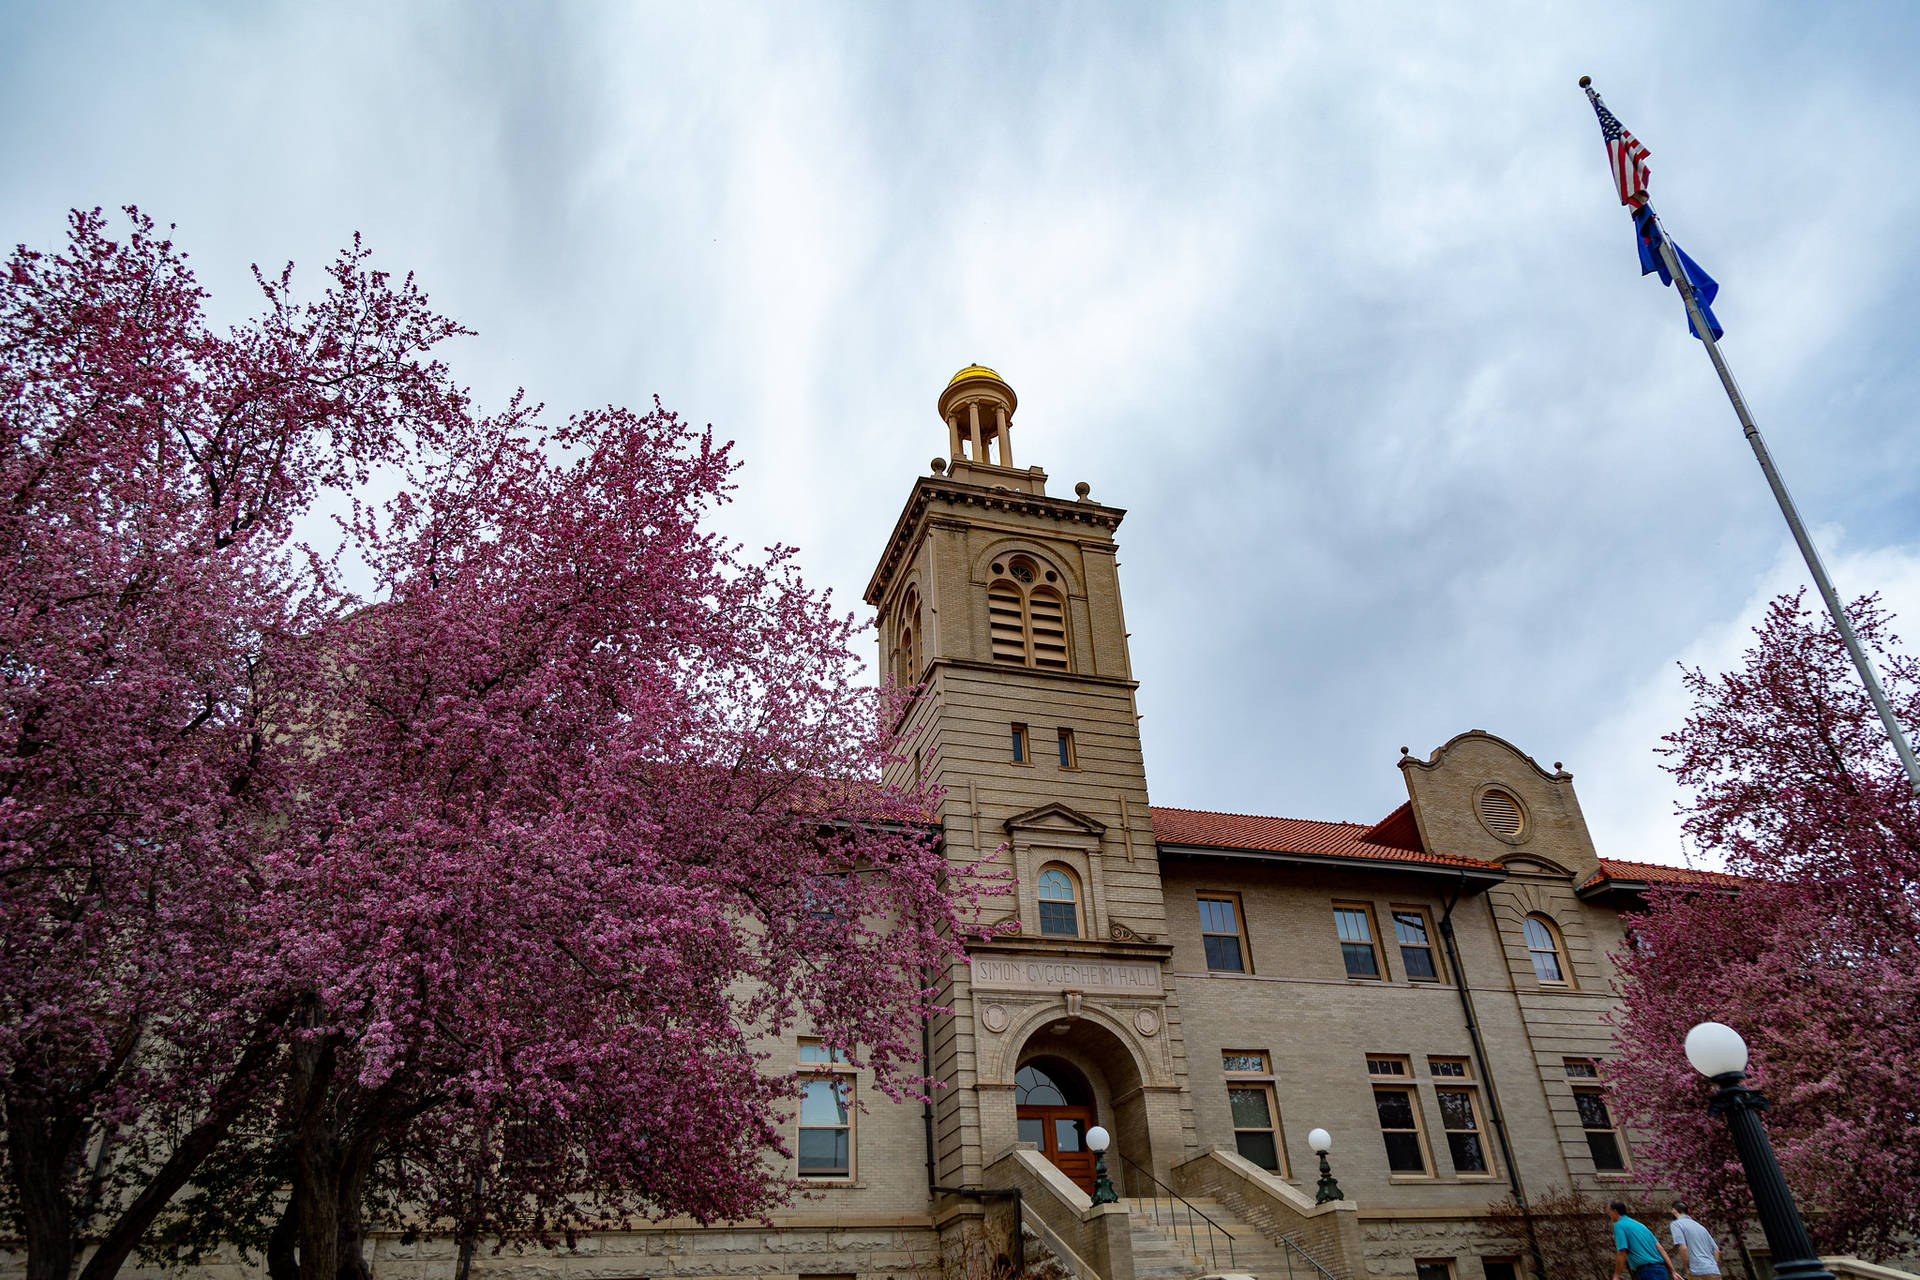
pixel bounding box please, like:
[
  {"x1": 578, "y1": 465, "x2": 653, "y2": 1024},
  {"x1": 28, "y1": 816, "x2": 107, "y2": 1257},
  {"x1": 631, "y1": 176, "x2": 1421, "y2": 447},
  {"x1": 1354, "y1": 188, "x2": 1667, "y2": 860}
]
[{"x1": 7, "y1": 2, "x2": 1920, "y2": 867}]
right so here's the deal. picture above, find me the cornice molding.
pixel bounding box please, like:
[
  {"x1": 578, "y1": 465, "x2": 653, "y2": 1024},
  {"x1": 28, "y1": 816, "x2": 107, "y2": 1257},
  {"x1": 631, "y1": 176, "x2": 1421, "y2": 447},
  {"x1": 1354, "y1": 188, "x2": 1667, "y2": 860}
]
[{"x1": 865, "y1": 476, "x2": 1126, "y2": 605}]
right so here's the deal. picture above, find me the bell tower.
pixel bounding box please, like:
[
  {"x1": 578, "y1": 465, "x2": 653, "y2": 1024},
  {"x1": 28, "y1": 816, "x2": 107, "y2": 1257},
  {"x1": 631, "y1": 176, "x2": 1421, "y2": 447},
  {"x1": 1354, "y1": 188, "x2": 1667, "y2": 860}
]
[{"x1": 866, "y1": 366, "x2": 1197, "y2": 1195}]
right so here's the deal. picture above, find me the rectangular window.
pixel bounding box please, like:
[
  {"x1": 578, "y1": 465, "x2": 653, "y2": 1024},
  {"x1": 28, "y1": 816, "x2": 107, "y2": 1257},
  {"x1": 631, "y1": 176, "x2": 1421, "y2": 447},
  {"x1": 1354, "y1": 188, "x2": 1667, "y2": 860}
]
[
  {"x1": 1334, "y1": 903, "x2": 1384, "y2": 979},
  {"x1": 1198, "y1": 893, "x2": 1249, "y2": 973},
  {"x1": 1482, "y1": 1261, "x2": 1520, "y2": 1280},
  {"x1": 798, "y1": 1039, "x2": 854, "y2": 1179},
  {"x1": 1563, "y1": 1058, "x2": 1600, "y2": 1079},
  {"x1": 1392, "y1": 906, "x2": 1442, "y2": 982},
  {"x1": 1430, "y1": 1057, "x2": 1490, "y2": 1175},
  {"x1": 501, "y1": 1118, "x2": 554, "y2": 1171},
  {"x1": 1056, "y1": 728, "x2": 1077, "y2": 768},
  {"x1": 1415, "y1": 1263, "x2": 1456, "y2": 1280},
  {"x1": 1222, "y1": 1051, "x2": 1285, "y2": 1175},
  {"x1": 798, "y1": 1077, "x2": 852, "y2": 1177},
  {"x1": 1011, "y1": 723, "x2": 1028, "y2": 764},
  {"x1": 799, "y1": 1039, "x2": 850, "y2": 1066},
  {"x1": 1368, "y1": 1055, "x2": 1430, "y2": 1174},
  {"x1": 1229, "y1": 1083, "x2": 1283, "y2": 1172},
  {"x1": 1574, "y1": 1087, "x2": 1628, "y2": 1172}
]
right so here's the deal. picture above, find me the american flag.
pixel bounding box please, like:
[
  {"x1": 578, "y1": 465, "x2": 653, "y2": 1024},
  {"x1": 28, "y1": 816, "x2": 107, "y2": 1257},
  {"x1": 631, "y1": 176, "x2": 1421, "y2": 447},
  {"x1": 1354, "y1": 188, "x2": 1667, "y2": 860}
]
[{"x1": 1583, "y1": 83, "x2": 1650, "y2": 207}]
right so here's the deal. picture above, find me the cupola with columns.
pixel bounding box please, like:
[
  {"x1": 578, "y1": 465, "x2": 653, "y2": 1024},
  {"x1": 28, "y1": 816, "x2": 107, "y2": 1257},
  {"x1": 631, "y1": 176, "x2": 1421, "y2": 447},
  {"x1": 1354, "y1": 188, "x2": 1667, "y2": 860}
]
[{"x1": 938, "y1": 363, "x2": 1047, "y2": 495}]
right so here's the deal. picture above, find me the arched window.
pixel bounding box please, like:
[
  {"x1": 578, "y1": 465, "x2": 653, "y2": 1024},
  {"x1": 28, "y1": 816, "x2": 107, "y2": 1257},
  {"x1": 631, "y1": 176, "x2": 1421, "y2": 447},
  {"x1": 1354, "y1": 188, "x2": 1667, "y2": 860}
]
[
  {"x1": 897, "y1": 587, "x2": 921, "y2": 685},
  {"x1": 1524, "y1": 914, "x2": 1569, "y2": 985},
  {"x1": 987, "y1": 556, "x2": 1070, "y2": 670},
  {"x1": 1036, "y1": 865, "x2": 1079, "y2": 937},
  {"x1": 1016, "y1": 1058, "x2": 1091, "y2": 1107}
]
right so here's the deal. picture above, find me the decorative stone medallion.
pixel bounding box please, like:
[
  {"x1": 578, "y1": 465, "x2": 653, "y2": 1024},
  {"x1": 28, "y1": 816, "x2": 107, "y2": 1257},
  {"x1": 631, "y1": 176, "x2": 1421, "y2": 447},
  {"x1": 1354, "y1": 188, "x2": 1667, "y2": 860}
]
[
  {"x1": 981, "y1": 1003, "x2": 1011, "y2": 1033},
  {"x1": 1133, "y1": 1007, "x2": 1161, "y2": 1037}
]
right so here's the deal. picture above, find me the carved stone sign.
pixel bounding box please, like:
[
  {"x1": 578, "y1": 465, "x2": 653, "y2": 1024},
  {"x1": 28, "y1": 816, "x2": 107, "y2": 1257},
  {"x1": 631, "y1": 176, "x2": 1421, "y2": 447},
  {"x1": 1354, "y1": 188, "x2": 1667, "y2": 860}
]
[{"x1": 969, "y1": 953, "x2": 1163, "y2": 996}]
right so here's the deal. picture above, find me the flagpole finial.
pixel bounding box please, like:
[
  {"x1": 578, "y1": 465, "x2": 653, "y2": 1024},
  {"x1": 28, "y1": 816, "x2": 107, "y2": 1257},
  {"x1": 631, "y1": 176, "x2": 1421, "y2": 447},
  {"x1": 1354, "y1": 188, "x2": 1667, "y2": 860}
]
[{"x1": 1579, "y1": 75, "x2": 1592, "y2": 87}]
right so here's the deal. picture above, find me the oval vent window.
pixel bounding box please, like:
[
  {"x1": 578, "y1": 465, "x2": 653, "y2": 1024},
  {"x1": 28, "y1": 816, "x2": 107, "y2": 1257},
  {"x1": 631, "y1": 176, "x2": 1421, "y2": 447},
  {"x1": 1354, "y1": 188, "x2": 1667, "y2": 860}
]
[{"x1": 1478, "y1": 789, "x2": 1525, "y2": 840}]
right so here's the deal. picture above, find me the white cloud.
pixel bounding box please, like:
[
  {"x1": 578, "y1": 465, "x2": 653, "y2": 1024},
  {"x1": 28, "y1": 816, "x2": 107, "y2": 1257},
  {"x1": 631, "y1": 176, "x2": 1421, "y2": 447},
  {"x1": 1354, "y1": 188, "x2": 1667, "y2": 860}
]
[{"x1": 6, "y1": 1, "x2": 1920, "y2": 843}]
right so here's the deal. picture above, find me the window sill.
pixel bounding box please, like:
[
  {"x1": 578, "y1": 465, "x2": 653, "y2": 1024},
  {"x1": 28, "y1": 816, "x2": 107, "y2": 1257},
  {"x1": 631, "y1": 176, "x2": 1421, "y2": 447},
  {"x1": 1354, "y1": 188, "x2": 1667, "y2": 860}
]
[
  {"x1": 798, "y1": 1177, "x2": 864, "y2": 1188},
  {"x1": 1389, "y1": 1173, "x2": 1438, "y2": 1183}
]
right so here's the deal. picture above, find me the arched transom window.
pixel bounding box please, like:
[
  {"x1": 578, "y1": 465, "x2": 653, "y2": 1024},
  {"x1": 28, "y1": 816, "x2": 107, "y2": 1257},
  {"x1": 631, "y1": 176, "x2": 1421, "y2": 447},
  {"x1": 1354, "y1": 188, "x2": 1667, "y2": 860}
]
[
  {"x1": 988, "y1": 556, "x2": 1068, "y2": 670},
  {"x1": 1523, "y1": 914, "x2": 1569, "y2": 985},
  {"x1": 1036, "y1": 865, "x2": 1079, "y2": 937}
]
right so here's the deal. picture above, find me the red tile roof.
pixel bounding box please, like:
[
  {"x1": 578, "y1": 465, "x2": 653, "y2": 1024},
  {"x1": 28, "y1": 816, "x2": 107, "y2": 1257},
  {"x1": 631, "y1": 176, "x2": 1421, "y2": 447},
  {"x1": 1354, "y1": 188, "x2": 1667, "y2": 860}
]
[
  {"x1": 1150, "y1": 805, "x2": 1496, "y2": 870},
  {"x1": 1357, "y1": 801, "x2": 1423, "y2": 852},
  {"x1": 1580, "y1": 857, "x2": 1746, "y2": 891}
]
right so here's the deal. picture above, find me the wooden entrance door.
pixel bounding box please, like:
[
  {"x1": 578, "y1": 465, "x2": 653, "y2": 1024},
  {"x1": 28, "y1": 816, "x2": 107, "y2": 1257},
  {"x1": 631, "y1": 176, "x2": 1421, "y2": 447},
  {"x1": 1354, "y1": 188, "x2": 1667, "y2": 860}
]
[
  {"x1": 1015, "y1": 1058, "x2": 1099, "y2": 1194},
  {"x1": 1018, "y1": 1104, "x2": 1097, "y2": 1193}
]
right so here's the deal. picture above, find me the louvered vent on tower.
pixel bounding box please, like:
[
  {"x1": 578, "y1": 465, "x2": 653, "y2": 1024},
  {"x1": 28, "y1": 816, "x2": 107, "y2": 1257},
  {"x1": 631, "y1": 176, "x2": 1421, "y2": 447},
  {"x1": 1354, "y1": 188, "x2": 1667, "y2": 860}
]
[
  {"x1": 1477, "y1": 789, "x2": 1525, "y2": 839},
  {"x1": 1030, "y1": 591, "x2": 1068, "y2": 668},
  {"x1": 989, "y1": 583, "x2": 1027, "y2": 663}
]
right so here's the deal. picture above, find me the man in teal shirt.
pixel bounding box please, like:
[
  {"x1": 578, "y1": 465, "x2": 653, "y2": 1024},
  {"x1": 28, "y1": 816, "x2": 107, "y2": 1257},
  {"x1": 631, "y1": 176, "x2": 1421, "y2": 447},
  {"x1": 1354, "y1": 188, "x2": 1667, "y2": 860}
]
[{"x1": 1609, "y1": 1201, "x2": 1678, "y2": 1280}]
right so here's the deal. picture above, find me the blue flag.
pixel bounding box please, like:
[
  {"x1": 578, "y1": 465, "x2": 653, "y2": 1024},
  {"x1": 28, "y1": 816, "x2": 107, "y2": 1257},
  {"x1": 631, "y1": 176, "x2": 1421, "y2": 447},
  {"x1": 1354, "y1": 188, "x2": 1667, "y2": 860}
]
[{"x1": 1633, "y1": 205, "x2": 1723, "y2": 341}]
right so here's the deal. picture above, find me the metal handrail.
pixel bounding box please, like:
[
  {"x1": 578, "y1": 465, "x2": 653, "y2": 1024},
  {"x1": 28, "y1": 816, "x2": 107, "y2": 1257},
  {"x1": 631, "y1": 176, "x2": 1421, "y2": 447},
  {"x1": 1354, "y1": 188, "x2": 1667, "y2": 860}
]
[
  {"x1": 1278, "y1": 1232, "x2": 1341, "y2": 1280},
  {"x1": 1112, "y1": 1150, "x2": 1235, "y2": 1272}
]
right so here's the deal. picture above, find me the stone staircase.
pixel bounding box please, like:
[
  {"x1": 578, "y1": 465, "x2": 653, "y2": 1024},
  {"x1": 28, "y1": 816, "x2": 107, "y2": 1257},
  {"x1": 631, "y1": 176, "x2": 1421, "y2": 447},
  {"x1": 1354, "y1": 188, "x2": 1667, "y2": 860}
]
[{"x1": 1123, "y1": 1196, "x2": 1334, "y2": 1280}]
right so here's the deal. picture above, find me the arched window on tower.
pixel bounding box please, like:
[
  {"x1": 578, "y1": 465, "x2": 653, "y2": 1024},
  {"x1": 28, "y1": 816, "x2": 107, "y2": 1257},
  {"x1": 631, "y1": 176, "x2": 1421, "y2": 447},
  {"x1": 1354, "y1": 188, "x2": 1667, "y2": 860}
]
[
  {"x1": 1036, "y1": 865, "x2": 1080, "y2": 937},
  {"x1": 987, "y1": 556, "x2": 1071, "y2": 670},
  {"x1": 898, "y1": 587, "x2": 921, "y2": 685}
]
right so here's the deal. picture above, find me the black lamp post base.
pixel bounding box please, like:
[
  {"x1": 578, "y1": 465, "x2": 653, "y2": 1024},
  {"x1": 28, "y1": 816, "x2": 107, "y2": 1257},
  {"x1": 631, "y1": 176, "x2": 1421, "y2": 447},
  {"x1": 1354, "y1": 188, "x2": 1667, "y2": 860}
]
[
  {"x1": 1313, "y1": 1152, "x2": 1344, "y2": 1205},
  {"x1": 1709, "y1": 1074, "x2": 1833, "y2": 1280},
  {"x1": 1090, "y1": 1152, "x2": 1118, "y2": 1206}
]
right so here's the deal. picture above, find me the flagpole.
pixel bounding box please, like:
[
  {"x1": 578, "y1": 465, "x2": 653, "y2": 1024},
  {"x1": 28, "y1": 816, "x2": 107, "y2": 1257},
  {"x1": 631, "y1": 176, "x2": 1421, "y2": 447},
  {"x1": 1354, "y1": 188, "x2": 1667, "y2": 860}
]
[{"x1": 1637, "y1": 194, "x2": 1920, "y2": 795}]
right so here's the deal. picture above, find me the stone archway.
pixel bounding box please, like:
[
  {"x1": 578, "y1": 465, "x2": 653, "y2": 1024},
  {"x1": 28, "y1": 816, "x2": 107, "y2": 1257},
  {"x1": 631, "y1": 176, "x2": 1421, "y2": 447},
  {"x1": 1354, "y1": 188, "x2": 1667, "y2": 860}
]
[{"x1": 1007, "y1": 1013, "x2": 1154, "y2": 1196}]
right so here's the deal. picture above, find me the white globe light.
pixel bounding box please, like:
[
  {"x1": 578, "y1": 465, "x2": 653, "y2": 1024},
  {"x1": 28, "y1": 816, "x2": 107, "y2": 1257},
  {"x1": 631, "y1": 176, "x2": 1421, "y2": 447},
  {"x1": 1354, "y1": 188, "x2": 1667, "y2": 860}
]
[
  {"x1": 1308, "y1": 1128, "x2": 1332, "y2": 1154},
  {"x1": 1086, "y1": 1125, "x2": 1110, "y2": 1153},
  {"x1": 1684, "y1": 1022, "x2": 1749, "y2": 1079}
]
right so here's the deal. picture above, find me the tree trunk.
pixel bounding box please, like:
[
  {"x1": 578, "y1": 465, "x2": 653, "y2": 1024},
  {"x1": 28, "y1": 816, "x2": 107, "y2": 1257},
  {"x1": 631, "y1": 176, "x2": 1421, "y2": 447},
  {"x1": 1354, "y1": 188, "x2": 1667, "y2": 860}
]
[
  {"x1": 76, "y1": 1027, "x2": 286, "y2": 1280},
  {"x1": 287, "y1": 1035, "x2": 342, "y2": 1280},
  {"x1": 6, "y1": 1095, "x2": 76, "y2": 1280},
  {"x1": 268, "y1": 1195, "x2": 301, "y2": 1280},
  {"x1": 334, "y1": 1179, "x2": 374, "y2": 1280}
]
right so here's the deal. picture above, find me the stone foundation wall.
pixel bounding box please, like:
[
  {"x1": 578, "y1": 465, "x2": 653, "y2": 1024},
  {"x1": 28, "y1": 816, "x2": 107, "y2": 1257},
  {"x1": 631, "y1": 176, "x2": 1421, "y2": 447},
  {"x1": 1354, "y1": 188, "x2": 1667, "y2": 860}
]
[{"x1": 1360, "y1": 1215, "x2": 1529, "y2": 1280}]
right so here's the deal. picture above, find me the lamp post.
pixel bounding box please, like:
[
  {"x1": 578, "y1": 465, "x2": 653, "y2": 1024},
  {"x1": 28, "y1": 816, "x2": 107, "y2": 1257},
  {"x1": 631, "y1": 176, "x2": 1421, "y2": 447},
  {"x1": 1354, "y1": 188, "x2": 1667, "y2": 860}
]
[
  {"x1": 1086, "y1": 1125, "x2": 1119, "y2": 1205},
  {"x1": 1308, "y1": 1128, "x2": 1345, "y2": 1204},
  {"x1": 1684, "y1": 1022, "x2": 1834, "y2": 1280}
]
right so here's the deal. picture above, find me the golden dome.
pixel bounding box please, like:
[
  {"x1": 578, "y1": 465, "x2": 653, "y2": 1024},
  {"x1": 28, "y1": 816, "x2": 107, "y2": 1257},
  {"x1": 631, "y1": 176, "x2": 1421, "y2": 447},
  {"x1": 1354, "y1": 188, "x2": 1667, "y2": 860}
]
[
  {"x1": 939, "y1": 363, "x2": 1016, "y2": 420},
  {"x1": 947, "y1": 363, "x2": 1006, "y2": 388}
]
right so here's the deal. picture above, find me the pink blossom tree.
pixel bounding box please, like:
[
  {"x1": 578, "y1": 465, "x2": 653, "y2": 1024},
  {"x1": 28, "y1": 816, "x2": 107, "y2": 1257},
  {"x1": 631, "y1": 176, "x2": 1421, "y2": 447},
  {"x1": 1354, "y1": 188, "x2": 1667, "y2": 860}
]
[
  {"x1": 1, "y1": 206, "x2": 466, "y2": 1280},
  {"x1": 214, "y1": 399, "x2": 982, "y2": 1280},
  {"x1": 3, "y1": 209, "x2": 986, "y2": 1280},
  {"x1": 1609, "y1": 591, "x2": 1920, "y2": 1261}
]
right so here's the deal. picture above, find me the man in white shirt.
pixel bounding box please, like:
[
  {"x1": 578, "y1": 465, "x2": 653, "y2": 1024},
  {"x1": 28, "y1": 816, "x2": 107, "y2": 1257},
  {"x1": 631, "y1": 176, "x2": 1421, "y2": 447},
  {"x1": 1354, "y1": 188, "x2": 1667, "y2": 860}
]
[{"x1": 1669, "y1": 1204, "x2": 1722, "y2": 1276}]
